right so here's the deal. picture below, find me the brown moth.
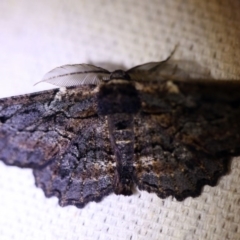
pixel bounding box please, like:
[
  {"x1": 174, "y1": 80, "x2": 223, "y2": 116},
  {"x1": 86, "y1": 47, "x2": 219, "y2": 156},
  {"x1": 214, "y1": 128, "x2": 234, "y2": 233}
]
[{"x1": 0, "y1": 57, "x2": 240, "y2": 208}]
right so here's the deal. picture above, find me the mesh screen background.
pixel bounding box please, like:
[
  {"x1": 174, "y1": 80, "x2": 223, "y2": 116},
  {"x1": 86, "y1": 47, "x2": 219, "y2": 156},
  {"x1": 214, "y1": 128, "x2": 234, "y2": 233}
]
[{"x1": 0, "y1": 1, "x2": 240, "y2": 239}]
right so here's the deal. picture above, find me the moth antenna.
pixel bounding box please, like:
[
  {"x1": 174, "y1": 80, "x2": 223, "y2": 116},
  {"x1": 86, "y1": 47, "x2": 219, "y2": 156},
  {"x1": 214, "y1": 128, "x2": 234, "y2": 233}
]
[
  {"x1": 33, "y1": 64, "x2": 111, "y2": 87},
  {"x1": 164, "y1": 43, "x2": 179, "y2": 62}
]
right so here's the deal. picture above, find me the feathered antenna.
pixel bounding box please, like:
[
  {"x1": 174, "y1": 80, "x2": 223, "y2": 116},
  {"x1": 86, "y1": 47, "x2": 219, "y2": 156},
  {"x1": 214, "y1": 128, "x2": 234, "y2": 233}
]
[{"x1": 35, "y1": 64, "x2": 111, "y2": 87}]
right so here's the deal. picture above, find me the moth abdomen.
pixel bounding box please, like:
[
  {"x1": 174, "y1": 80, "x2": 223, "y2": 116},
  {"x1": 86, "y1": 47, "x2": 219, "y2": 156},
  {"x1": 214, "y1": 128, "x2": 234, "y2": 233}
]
[{"x1": 107, "y1": 114, "x2": 135, "y2": 195}]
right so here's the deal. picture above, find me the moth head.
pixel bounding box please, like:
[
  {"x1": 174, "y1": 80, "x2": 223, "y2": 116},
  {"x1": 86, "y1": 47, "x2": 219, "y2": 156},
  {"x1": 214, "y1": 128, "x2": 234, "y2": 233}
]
[{"x1": 109, "y1": 70, "x2": 131, "y2": 81}]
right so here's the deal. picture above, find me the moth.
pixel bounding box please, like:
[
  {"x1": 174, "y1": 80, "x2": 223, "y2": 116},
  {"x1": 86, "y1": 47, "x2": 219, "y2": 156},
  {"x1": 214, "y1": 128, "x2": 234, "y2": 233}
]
[{"x1": 0, "y1": 57, "x2": 240, "y2": 208}]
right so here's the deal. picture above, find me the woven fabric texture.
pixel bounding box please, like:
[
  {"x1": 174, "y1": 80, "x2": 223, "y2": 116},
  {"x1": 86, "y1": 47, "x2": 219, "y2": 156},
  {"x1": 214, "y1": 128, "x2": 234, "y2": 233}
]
[{"x1": 0, "y1": 0, "x2": 240, "y2": 239}]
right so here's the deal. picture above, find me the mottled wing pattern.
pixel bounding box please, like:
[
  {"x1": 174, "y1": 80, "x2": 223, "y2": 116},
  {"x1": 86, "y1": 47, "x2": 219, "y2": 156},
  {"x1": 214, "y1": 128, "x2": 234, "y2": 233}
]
[
  {"x1": 34, "y1": 116, "x2": 115, "y2": 208},
  {"x1": 0, "y1": 86, "x2": 115, "y2": 207},
  {"x1": 0, "y1": 86, "x2": 98, "y2": 167},
  {"x1": 133, "y1": 80, "x2": 240, "y2": 200},
  {"x1": 0, "y1": 88, "x2": 65, "y2": 168}
]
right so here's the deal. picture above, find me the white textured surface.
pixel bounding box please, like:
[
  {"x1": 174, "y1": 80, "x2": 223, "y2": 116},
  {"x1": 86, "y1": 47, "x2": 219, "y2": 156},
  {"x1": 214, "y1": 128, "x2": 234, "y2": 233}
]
[{"x1": 0, "y1": 0, "x2": 240, "y2": 239}]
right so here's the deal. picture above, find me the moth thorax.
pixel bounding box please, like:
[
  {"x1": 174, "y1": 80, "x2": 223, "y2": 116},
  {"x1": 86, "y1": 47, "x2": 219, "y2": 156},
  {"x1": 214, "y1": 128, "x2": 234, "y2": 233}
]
[{"x1": 97, "y1": 82, "x2": 141, "y2": 115}]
